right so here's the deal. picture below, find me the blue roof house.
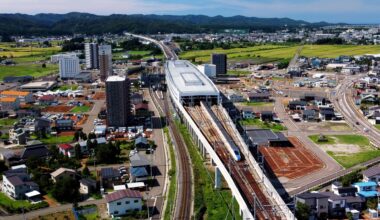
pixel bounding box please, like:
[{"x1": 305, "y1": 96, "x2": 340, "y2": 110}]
[{"x1": 352, "y1": 182, "x2": 378, "y2": 198}]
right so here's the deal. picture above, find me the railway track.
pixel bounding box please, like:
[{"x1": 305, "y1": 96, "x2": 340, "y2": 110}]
[
  {"x1": 187, "y1": 105, "x2": 281, "y2": 219},
  {"x1": 161, "y1": 94, "x2": 192, "y2": 220}
]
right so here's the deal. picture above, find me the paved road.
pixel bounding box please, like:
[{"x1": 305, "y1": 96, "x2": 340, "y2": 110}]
[
  {"x1": 273, "y1": 97, "x2": 343, "y2": 193},
  {"x1": 284, "y1": 73, "x2": 380, "y2": 196},
  {"x1": 80, "y1": 99, "x2": 105, "y2": 134},
  {"x1": 332, "y1": 74, "x2": 380, "y2": 147},
  {"x1": 142, "y1": 88, "x2": 168, "y2": 220}
]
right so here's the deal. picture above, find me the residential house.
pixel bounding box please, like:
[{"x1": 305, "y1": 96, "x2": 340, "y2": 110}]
[
  {"x1": 352, "y1": 182, "x2": 378, "y2": 199},
  {"x1": 55, "y1": 119, "x2": 74, "y2": 131},
  {"x1": 135, "y1": 136, "x2": 149, "y2": 149},
  {"x1": 0, "y1": 90, "x2": 34, "y2": 103},
  {"x1": 247, "y1": 92, "x2": 271, "y2": 102},
  {"x1": 302, "y1": 110, "x2": 318, "y2": 121},
  {"x1": 4, "y1": 141, "x2": 50, "y2": 166},
  {"x1": 319, "y1": 192, "x2": 346, "y2": 217},
  {"x1": 225, "y1": 90, "x2": 245, "y2": 103},
  {"x1": 58, "y1": 144, "x2": 75, "y2": 158},
  {"x1": 38, "y1": 95, "x2": 56, "y2": 105},
  {"x1": 296, "y1": 192, "x2": 329, "y2": 219},
  {"x1": 50, "y1": 167, "x2": 76, "y2": 183},
  {"x1": 79, "y1": 178, "x2": 97, "y2": 196},
  {"x1": 100, "y1": 168, "x2": 122, "y2": 188},
  {"x1": 2, "y1": 168, "x2": 39, "y2": 199},
  {"x1": 78, "y1": 137, "x2": 107, "y2": 154},
  {"x1": 319, "y1": 107, "x2": 335, "y2": 121},
  {"x1": 34, "y1": 118, "x2": 51, "y2": 134},
  {"x1": 0, "y1": 97, "x2": 20, "y2": 111},
  {"x1": 362, "y1": 166, "x2": 380, "y2": 184},
  {"x1": 241, "y1": 108, "x2": 255, "y2": 119},
  {"x1": 261, "y1": 111, "x2": 274, "y2": 122},
  {"x1": 129, "y1": 152, "x2": 151, "y2": 182},
  {"x1": 9, "y1": 128, "x2": 27, "y2": 145},
  {"x1": 106, "y1": 189, "x2": 143, "y2": 217},
  {"x1": 288, "y1": 100, "x2": 307, "y2": 111}
]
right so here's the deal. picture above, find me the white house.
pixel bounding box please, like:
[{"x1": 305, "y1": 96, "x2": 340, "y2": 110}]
[
  {"x1": 2, "y1": 169, "x2": 39, "y2": 199},
  {"x1": 106, "y1": 189, "x2": 143, "y2": 217}
]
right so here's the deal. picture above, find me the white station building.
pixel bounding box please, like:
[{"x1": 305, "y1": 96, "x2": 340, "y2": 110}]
[{"x1": 165, "y1": 60, "x2": 220, "y2": 106}]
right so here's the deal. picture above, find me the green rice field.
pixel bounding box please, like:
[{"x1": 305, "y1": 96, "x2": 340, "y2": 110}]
[{"x1": 179, "y1": 44, "x2": 380, "y2": 64}]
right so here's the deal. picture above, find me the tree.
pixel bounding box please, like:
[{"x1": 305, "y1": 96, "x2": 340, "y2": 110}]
[
  {"x1": 74, "y1": 144, "x2": 82, "y2": 160},
  {"x1": 73, "y1": 130, "x2": 81, "y2": 141},
  {"x1": 340, "y1": 170, "x2": 362, "y2": 187},
  {"x1": 367, "y1": 198, "x2": 378, "y2": 209},
  {"x1": 96, "y1": 143, "x2": 118, "y2": 164},
  {"x1": 51, "y1": 176, "x2": 80, "y2": 203},
  {"x1": 88, "y1": 132, "x2": 96, "y2": 140},
  {"x1": 41, "y1": 63, "x2": 46, "y2": 68},
  {"x1": 295, "y1": 202, "x2": 310, "y2": 220},
  {"x1": 80, "y1": 132, "x2": 87, "y2": 141},
  {"x1": 82, "y1": 165, "x2": 90, "y2": 177}
]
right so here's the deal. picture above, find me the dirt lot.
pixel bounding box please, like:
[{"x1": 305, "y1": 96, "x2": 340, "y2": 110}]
[
  {"x1": 259, "y1": 137, "x2": 324, "y2": 180},
  {"x1": 299, "y1": 121, "x2": 352, "y2": 132},
  {"x1": 30, "y1": 209, "x2": 75, "y2": 220},
  {"x1": 42, "y1": 105, "x2": 73, "y2": 113},
  {"x1": 92, "y1": 92, "x2": 105, "y2": 100}
]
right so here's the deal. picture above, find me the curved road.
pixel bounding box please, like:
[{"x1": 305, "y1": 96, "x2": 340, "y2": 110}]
[{"x1": 332, "y1": 74, "x2": 380, "y2": 146}]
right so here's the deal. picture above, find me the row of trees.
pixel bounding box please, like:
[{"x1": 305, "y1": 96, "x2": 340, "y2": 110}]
[{"x1": 120, "y1": 38, "x2": 162, "y2": 55}]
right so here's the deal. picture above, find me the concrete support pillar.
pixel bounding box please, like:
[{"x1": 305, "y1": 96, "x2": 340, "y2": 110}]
[{"x1": 215, "y1": 166, "x2": 222, "y2": 189}]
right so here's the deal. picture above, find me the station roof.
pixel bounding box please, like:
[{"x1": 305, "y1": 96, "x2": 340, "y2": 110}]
[{"x1": 166, "y1": 60, "x2": 219, "y2": 97}]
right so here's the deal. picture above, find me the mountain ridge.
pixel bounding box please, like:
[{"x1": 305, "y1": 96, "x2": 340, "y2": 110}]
[{"x1": 0, "y1": 12, "x2": 338, "y2": 36}]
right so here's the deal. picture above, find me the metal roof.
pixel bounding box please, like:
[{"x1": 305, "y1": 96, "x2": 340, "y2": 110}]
[
  {"x1": 362, "y1": 166, "x2": 380, "y2": 178},
  {"x1": 166, "y1": 60, "x2": 219, "y2": 98},
  {"x1": 105, "y1": 189, "x2": 142, "y2": 203}
]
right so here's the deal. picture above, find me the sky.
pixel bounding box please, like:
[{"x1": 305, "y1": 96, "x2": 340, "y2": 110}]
[{"x1": 1, "y1": 0, "x2": 379, "y2": 24}]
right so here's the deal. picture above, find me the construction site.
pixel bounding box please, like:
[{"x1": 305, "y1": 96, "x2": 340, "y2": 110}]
[{"x1": 258, "y1": 137, "x2": 324, "y2": 180}]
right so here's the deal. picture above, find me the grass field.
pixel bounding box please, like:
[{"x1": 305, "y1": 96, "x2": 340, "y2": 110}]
[
  {"x1": 37, "y1": 135, "x2": 74, "y2": 145},
  {"x1": 309, "y1": 134, "x2": 379, "y2": 168},
  {"x1": 227, "y1": 70, "x2": 251, "y2": 76},
  {"x1": 0, "y1": 192, "x2": 48, "y2": 213},
  {"x1": 0, "y1": 118, "x2": 18, "y2": 127},
  {"x1": 242, "y1": 102, "x2": 274, "y2": 107},
  {"x1": 71, "y1": 106, "x2": 91, "y2": 113},
  {"x1": 0, "y1": 63, "x2": 58, "y2": 80},
  {"x1": 375, "y1": 124, "x2": 380, "y2": 130},
  {"x1": 55, "y1": 84, "x2": 79, "y2": 91},
  {"x1": 0, "y1": 43, "x2": 60, "y2": 58},
  {"x1": 176, "y1": 121, "x2": 242, "y2": 220},
  {"x1": 240, "y1": 118, "x2": 286, "y2": 132},
  {"x1": 0, "y1": 43, "x2": 60, "y2": 80},
  {"x1": 309, "y1": 134, "x2": 370, "y2": 146},
  {"x1": 179, "y1": 44, "x2": 380, "y2": 64}
]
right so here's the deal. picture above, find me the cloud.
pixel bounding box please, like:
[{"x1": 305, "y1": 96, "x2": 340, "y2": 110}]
[
  {"x1": 211, "y1": 0, "x2": 380, "y2": 20},
  {"x1": 0, "y1": 0, "x2": 200, "y2": 15}
]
